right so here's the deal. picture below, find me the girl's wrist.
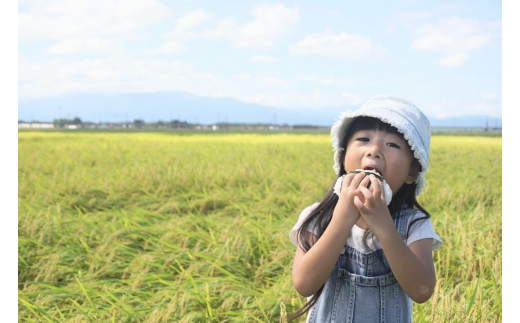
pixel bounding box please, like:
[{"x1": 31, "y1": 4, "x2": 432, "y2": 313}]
[
  {"x1": 369, "y1": 215, "x2": 396, "y2": 241},
  {"x1": 336, "y1": 195, "x2": 360, "y2": 218},
  {"x1": 331, "y1": 205, "x2": 360, "y2": 228}
]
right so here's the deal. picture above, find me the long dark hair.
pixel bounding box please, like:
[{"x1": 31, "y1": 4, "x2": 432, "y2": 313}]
[{"x1": 287, "y1": 116, "x2": 431, "y2": 321}]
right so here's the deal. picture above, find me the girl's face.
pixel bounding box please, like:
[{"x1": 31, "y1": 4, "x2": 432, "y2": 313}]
[{"x1": 343, "y1": 129, "x2": 417, "y2": 195}]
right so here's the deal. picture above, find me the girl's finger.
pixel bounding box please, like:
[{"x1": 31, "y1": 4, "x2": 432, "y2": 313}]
[
  {"x1": 343, "y1": 173, "x2": 356, "y2": 187},
  {"x1": 370, "y1": 175, "x2": 381, "y2": 198},
  {"x1": 359, "y1": 186, "x2": 374, "y2": 201},
  {"x1": 350, "y1": 172, "x2": 366, "y2": 188},
  {"x1": 360, "y1": 176, "x2": 370, "y2": 188},
  {"x1": 376, "y1": 176, "x2": 386, "y2": 201},
  {"x1": 354, "y1": 196, "x2": 368, "y2": 212}
]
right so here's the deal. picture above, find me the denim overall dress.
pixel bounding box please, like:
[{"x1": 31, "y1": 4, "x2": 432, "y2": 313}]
[{"x1": 307, "y1": 212, "x2": 412, "y2": 323}]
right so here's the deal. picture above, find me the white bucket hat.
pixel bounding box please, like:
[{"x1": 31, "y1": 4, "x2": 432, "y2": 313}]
[{"x1": 330, "y1": 95, "x2": 431, "y2": 196}]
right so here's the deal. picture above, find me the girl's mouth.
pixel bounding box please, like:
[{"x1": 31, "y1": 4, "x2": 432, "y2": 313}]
[
  {"x1": 348, "y1": 168, "x2": 383, "y2": 190},
  {"x1": 362, "y1": 166, "x2": 383, "y2": 178},
  {"x1": 347, "y1": 168, "x2": 384, "y2": 181}
]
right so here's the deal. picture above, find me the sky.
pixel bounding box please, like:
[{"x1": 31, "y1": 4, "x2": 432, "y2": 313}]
[{"x1": 18, "y1": 0, "x2": 502, "y2": 118}]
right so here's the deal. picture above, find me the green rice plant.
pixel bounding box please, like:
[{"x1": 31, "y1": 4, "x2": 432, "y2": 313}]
[{"x1": 19, "y1": 132, "x2": 501, "y2": 322}]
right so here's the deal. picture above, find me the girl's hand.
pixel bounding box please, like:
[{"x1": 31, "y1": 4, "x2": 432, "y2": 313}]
[
  {"x1": 353, "y1": 174, "x2": 394, "y2": 238},
  {"x1": 334, "y1": 172, "x2": 371, "y2": 222}
]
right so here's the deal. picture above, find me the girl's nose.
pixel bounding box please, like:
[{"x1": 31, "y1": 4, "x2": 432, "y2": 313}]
[{"x1": 366, "y1": 144, "x2": 382, "y2": 159}]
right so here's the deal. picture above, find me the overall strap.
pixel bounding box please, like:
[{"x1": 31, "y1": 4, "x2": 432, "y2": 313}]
[{"x1": 393, "y1": 207, "x2": 409, "y2": 242}]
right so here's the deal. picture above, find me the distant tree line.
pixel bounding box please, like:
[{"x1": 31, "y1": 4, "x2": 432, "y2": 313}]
[
  {"x1": 49, "y1": 118, "x2": 192, "y2": 129},
  {"x1": 53, "y1": 117, "x2": 83, "y2": 128},
  {"x1": 132, "y1": 119, "x2": 190, "y2": 129},
  {"x1": 24, "y1": 117, "x2": 327, "y2": 131}
]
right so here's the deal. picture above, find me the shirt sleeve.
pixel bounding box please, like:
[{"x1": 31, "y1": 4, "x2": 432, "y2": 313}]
[
  {"x1": 405, "y1": 210, "x2": 443, "y2": 252},
  {"x1": 289, "y1": 203, "x2": 320, "y2": 248}
]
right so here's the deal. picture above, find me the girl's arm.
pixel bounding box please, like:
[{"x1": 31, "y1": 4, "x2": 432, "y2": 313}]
[
  {"x1": 353, "y1": 175, "x2": 436, "y2": 303},
  {"x1": 292, "y1": 172, "x2": 368, "y2": 297},
  {"x1": 378, "y1": 231, "x2": 436, "y2": 303},
  {"x1": 292, "y1": 213, "x2": 358, "y2": 297}
]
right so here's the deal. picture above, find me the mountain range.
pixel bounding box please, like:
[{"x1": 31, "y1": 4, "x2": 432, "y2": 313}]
[{"x1": 18, "y1": 91, "x2": 502, "y2": 128}]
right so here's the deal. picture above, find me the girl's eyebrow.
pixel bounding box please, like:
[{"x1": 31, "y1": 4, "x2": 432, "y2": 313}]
[{"x1": 355, "y1": 129, "x2": 375, "y2": 134}]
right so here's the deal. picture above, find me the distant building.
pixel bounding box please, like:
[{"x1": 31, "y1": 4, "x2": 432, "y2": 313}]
[{"x1": 18, "y1": 122, "x2": 54, "y2": 129}]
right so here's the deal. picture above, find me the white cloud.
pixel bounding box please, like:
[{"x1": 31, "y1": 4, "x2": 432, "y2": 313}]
[
  {"x1": 290, "y1": 74, "x2": 358, "y2": 86},
  {"x1": 234, "y1": 73, "x2": 252, "y2": 81},
  {"x1": 484, "y1": 93, "x2": 500, "y2": 101},
  {"x1": 150, "y1": 9, "x2": 213, "y2": 55},
  {"x1": 398, "y1": 10, "x2": 432, "y2": 21},
  {"x1": 19, "y1": 55, "x2": 364, "y2": 109},
  {"x1": 20, "y1": 0, "x2": 171, "y2": 58},
  {"x1": 479, "y1": 94, "x2": 502, "y2": 116},
  {"x1": 46, "y1": 38, "x2": 124, "y2": 55},
  {"x1": 262, "y1": 77, "x2": 290, "y2": 88},
  {"x1": 165, "y1": 8, "x2": 213, "y2": 41},
  {"x1": 18, "y1": 56, "x2": 193, "y2": 98},
  {"x1": 251, "y1": 54, "x2": 278, "y2": 63},
  {"x1": 240, "y1": 91, "x2": 363, "y2": 108},
  {"x1": 149, "y1": 42, "x2": 188, "y2": 55},
  {"x1": 19, "y1": 0, "x2": 171, "y2": 43},
  {"x1": 209, "y1": 3, "x2": 299, "y2": 50},
  {"x1": 384, "y1": 10, "x2": 432, "y2": 34},
  {"x1": 339, "y1": 93, "x2": 364, "y2": 105},
  {"x1": 422, "y1": 102, "x2": 462, "y2": 118},
  {"x1": 323, "y1": 9, "x2": 343, "y2": 18},
  {"x1": 384, "y1": 26, "x2": 397, "y2": 34},
  {"x1": 487, "y1": 20, "x2": 502, "y2": 39},
  {"x1": 175, "y1": 9, "x2": 213, "y2": 34},
  {"x1": 423, "y1": 99, "x2": 501, "y2": 118},
  {"x1": 289, "y1": 30, "x2": 385, "y2": 59},
  {"x1": 439, "y1": 53, "x2": 468, "y2": 67},
  {"x1": 411, "y1": 16, "x2": 492, "y2": 67}
]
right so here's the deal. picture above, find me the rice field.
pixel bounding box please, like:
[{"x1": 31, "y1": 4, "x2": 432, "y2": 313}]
[{"x1": 18, "y1": 131, "x2": 502, "y2": 322}]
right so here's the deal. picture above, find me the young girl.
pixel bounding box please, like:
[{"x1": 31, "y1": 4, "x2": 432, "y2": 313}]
[{"x1": 288, "y1": 95, "x2": 443, "y2": 322}]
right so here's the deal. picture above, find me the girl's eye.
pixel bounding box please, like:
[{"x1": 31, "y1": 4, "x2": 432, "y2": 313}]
[
  {"x1": 387, "y1": 143, "x2": 400, "y2": 148},
  {"x1": 356, "y1": 137, "x2": 369, "y2": 142}
]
